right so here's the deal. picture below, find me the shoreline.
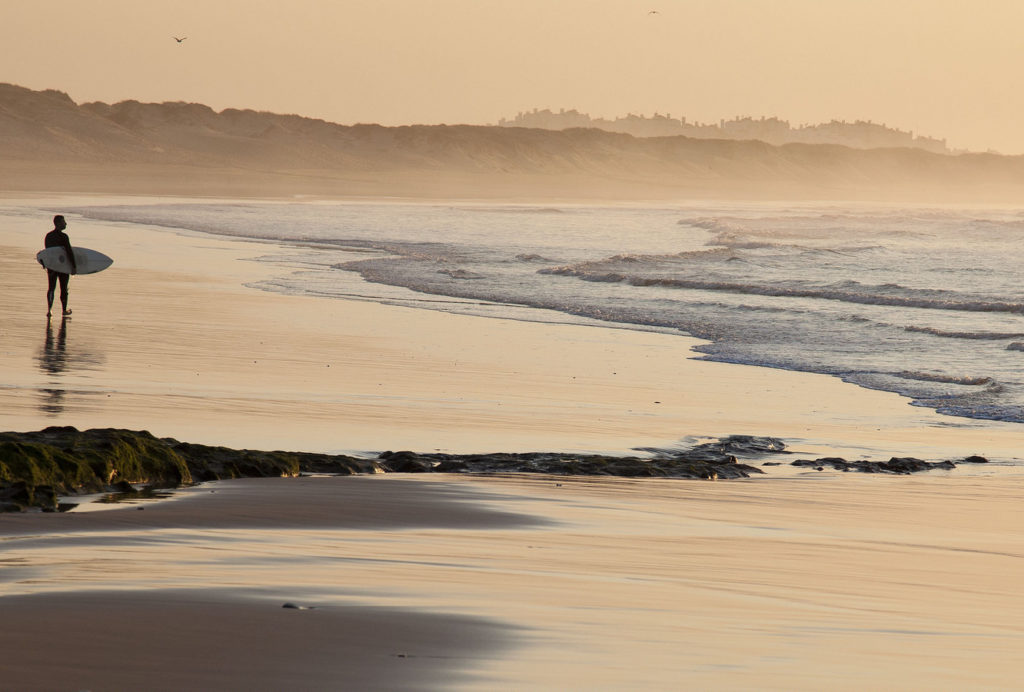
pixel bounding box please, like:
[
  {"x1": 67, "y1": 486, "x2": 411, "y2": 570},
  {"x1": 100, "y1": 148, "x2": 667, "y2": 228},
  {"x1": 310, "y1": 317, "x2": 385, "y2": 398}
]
[{"x1": 2, "y1": 196, "x2": 1024, "y2": 463}]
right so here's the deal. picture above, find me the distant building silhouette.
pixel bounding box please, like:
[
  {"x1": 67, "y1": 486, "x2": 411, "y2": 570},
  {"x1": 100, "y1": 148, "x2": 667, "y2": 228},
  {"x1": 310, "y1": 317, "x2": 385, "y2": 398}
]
[{"x1": 498, "y1": 109, "x2": 949, "y2": 154}]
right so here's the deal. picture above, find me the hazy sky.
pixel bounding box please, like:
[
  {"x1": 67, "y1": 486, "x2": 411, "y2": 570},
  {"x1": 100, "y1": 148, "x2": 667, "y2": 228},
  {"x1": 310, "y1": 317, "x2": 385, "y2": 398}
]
[{"x1": 4, "y1": 0, "x2": 1024, "y2": 153}]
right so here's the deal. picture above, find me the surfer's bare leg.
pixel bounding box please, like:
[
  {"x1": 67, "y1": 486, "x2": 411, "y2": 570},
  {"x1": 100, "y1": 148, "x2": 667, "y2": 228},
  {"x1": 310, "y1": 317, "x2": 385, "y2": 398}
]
[
  {"x1": 58, "y1": 273, "x2": 70, "y2": 315},
  {"x1": 46, "y1": 270, "x2": 57, "y2": 317}
]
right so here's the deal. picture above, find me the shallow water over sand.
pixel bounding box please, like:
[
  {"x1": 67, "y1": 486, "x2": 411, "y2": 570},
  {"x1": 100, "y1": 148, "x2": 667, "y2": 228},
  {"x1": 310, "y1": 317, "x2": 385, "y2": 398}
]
[
  {"x1": 71, "y1": 200, "x2": 1024, "y2": 425},
  {"x1": 5, "y1": 475, "x2": 1024, "y2": 690}
]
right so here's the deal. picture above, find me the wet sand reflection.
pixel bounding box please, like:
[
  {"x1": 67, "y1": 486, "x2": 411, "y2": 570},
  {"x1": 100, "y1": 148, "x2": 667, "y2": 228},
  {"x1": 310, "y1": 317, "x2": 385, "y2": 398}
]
[
  {"x1": 35, "y1": 317, "x2": 104, "y2": 414},
  {"x1": 39, "y1": 316, "x2": 69, "y2": 375}
]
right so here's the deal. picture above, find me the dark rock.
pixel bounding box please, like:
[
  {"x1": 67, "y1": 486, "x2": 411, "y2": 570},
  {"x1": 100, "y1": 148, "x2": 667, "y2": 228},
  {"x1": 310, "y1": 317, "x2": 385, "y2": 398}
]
[
  {"x1": 195, "y1": 468, "x2": 220, "y2": 482},
  {"x1": 379, "y1": 450, "x2": 416, "y2": 462},
  {"x1": 883, "y1": 457, "x2": 930, "y2": 474},
  {"x1": 793, "y1": 455, "x2": 960, "y2": 475},
  {"x1": 33, "y1": 485, "x2": 58, "y2": 510},
  {"x1": 962, "y1": 455, "x2": 989, "y2": 463},
  {"x1": 0, "y1": 481, "x2": 33, "y2": 505},
  {"x1": 378, "y1": 452, "x2": 432, "y2": 473},
  {"x1": 605, "y1": 462, "x2": 660, "y2": 477},
  {"x1": 792, "y1": 457, "x2": 851, "y2": 471}
]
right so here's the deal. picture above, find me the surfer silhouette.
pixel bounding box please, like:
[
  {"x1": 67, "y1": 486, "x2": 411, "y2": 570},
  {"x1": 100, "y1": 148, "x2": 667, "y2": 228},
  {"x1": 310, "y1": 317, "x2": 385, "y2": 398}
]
[{"x1": 44, "y1": 214, "x2": 76, "y2": 318}]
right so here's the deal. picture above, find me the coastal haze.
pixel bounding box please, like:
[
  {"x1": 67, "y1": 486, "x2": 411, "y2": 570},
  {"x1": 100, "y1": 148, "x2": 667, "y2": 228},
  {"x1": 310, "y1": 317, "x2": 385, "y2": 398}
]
[
  {"x1": 6, "y1": 0, "x2": 1024, "y2": 200},
  {"x1": 5, "y1": 2, "x2": 1024, "y2": 691},
  {"x1": 4, "y1": 0, "x2": 1024, "y2": 155}
]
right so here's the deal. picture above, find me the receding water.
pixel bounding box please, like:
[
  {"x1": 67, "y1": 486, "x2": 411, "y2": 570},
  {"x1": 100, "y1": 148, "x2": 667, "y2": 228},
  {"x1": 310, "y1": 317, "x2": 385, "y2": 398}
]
[{"x1": 72, "y1": 200, "x2": 1024, "y2": 424}]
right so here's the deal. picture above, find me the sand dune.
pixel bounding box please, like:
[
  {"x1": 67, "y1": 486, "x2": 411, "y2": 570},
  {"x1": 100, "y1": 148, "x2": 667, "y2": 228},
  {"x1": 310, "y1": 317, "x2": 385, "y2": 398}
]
[{"x1": 4, "y1": 83, "x2": 1024, "y2": 201}]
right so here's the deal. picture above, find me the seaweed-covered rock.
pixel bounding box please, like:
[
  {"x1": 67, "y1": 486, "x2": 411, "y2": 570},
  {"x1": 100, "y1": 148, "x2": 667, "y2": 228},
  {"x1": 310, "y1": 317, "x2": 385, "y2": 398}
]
[
  {"x1": 0, "y1": 481, "x2": 34, "y2": 512},
  {"x1": 0, "y1": 428, "x2": 379, "y2": 511},
  {"x1": 0, "y1": 427, "x2": 190, "y2": 508}
]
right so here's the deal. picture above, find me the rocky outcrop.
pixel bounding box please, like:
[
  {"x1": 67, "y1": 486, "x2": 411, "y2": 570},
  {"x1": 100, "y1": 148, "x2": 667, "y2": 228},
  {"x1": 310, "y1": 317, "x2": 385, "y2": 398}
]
[
  {"x1": 791, "y1": 455, "x2": 987, "y2": 473},
  {"x1": 0, "y1": 427, "x2": 770, "y2": 511},
  {"x1": 0, "y1": 427, "x2": 191, "y2": 509},
  {"x1": 378, "y1": 449, "x2": 763, "y2": 479},
  {"x1": 0, "y1": 427, "x2": 994, "y2": 512}
]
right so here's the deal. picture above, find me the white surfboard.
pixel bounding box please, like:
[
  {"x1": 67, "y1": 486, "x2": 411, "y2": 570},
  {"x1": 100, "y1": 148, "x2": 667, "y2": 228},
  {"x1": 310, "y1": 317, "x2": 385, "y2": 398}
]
[{"x1": 36, "y1": 246, "x2": 113, "y2": 275}]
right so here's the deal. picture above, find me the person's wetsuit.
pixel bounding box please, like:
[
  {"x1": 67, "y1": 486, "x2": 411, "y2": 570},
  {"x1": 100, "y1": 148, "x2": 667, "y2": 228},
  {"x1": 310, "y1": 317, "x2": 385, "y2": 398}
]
[{"x1": 44, "y1": 227, "x2": 76, "y2": 315}]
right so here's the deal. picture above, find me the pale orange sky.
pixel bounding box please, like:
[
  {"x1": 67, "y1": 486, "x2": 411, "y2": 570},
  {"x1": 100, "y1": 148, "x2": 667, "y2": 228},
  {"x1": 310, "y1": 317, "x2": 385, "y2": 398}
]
[{"x1": 4, "y1": 0, "x2": 1023, "y2": 153}]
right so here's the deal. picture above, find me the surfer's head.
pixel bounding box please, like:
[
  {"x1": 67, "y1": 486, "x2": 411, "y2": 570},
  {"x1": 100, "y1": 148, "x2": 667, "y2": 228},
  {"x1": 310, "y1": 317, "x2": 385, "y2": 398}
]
[{"x1": 53, "y1": 215, "x2": 66, "y2": 230}]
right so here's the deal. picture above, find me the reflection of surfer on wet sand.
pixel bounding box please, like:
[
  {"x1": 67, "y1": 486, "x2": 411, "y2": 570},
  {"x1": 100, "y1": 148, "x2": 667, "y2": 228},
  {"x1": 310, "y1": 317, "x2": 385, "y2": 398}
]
[
  {"x1": 35, "y1": 314, "x2": 105, "y2": 415},
  {"x1": 37, "y1": 316, "x2": 69, "y2": 414},
  {"x1": 40, "y1": 316, "x2": 69, "y2": 375}
]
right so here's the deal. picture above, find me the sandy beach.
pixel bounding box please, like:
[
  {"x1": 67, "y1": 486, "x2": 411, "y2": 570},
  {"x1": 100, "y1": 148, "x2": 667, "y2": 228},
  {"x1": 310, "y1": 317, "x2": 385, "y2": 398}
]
[
  {"x1": 4, "y1": 197, "x2": 1024, "y2": 689},
  {"x1": 5, "y1": 474, "x2": 1024, "y2": 690}
]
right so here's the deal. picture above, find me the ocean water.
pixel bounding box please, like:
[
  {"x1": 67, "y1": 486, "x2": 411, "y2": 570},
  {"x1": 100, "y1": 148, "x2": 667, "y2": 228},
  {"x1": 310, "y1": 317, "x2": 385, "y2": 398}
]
[{"x1": 72, "y1": 200, "x2": 1024, "y2": 424}]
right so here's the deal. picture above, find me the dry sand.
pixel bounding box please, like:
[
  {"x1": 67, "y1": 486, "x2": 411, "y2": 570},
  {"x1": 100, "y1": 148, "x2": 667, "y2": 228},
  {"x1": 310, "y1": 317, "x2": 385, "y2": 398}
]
[{"x1": 3, "y1": 197, "x2": 1024, "y2": 689}]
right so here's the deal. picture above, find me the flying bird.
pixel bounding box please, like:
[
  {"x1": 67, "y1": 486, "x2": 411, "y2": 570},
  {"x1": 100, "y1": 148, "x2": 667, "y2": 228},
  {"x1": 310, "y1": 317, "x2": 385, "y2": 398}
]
[{"x1": 173, "y1": 36, "x2": 187, "y2": 43}]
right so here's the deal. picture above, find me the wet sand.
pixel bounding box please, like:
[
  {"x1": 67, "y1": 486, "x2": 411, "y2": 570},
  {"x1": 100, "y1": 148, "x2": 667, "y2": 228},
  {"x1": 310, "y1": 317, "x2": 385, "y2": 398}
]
[
  {"x1": 0, "y1": 591, "x2": 507, "y2": 692},
  {"x1": 4, "y1": 474, "x2": 1024, "y2": 690},
  {"x1": 3, "y1": 197, "x2": 1024, "y2": 689},
  {"x1": 1, "y1": 478, "x2": 525, "y2": 692}
]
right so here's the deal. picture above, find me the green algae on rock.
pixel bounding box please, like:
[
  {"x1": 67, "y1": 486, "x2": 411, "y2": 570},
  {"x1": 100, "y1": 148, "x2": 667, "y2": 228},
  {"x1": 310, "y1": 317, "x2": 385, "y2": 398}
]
[
  {"x1": 0, "y1": 427, "x2": 190, "y2": 510},
  {"x1": 0, "y1": 427, "x2": 376, "y2": 512}
]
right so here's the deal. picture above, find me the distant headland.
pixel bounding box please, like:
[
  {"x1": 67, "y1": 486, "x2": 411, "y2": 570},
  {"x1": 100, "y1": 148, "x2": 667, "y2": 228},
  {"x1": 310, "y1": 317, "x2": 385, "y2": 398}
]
[{"x1": 499, "y1": 108, "x2": 951, "y2": 154}]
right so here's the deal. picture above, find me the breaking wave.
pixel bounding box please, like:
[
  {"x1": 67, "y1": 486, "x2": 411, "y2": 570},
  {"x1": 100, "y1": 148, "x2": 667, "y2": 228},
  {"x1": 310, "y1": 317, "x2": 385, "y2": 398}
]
[
  {"x1": 895, "y1": 371, "x2": 993, "y2": 386},
  {"x1": 541, "y1": 267, "x2": 1024, "y2": 314},
  {"x1": 904, "y1": 326, "x2": 1024, "y2": 340}
]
